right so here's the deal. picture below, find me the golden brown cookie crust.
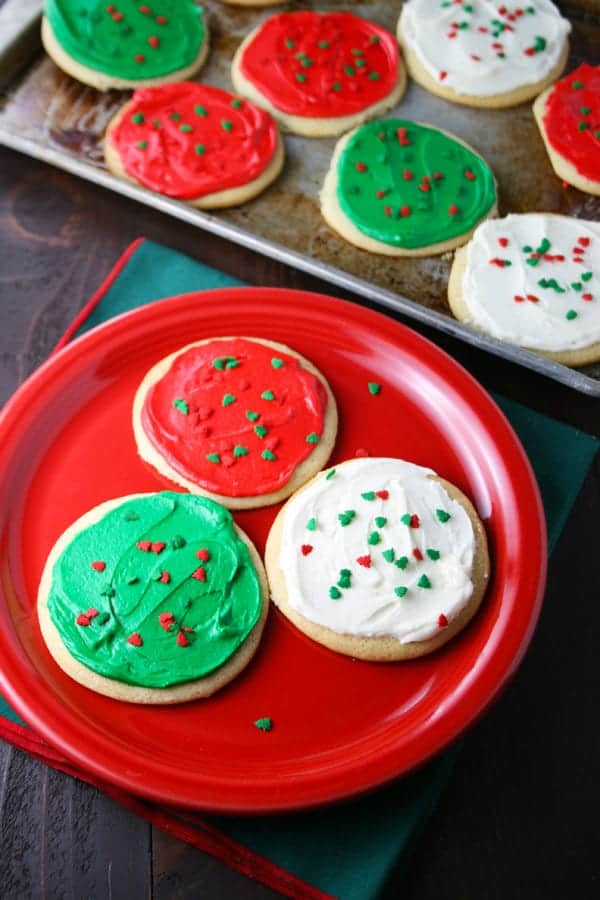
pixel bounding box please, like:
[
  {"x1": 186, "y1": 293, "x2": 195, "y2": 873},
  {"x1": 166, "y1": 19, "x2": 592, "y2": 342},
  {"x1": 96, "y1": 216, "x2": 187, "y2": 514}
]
[
  {"x1": 133, "y1": 337, "x2": 338, "y2": 509},
  {"x1": 265, "y1": 467, "x2": 490, "y2": 661},
  {"x1": 37, "y1": 494, "x2": 270, "y2": 704}
]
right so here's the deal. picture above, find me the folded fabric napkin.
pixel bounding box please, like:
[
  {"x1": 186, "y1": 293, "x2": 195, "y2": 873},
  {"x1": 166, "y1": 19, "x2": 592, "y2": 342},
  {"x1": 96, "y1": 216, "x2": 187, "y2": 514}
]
[{"x1": 0, "y1": 239, "x2": 597, "y2": 900}]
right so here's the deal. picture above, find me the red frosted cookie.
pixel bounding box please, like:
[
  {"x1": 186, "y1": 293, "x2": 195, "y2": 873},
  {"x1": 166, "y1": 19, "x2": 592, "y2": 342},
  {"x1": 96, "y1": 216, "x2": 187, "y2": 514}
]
[
  {"x1": 533, "y1": 63, "x2": 600, "y2": 196},
  {"x1": 231, "y1": 11, "x2": 406, "y2": 137},
  {"x1": 105, "y1": 82, "x2": 283, "y2": 206},
  {"x1": 133, "y1": 337, "x2": 338, "y2": 509}
]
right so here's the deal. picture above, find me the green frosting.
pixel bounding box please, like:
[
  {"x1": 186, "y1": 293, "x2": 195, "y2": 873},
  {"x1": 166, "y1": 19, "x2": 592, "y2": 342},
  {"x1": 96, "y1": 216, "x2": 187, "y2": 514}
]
[
  {"x1": 337, "y1": 119, "x2": 496, "y2": 249},
  {"x1": 46, "y1": 1, "x2": 205, "y2": 81},
  {"x1": 47, "y1": 492, "x2": 262, "y2": 688}
]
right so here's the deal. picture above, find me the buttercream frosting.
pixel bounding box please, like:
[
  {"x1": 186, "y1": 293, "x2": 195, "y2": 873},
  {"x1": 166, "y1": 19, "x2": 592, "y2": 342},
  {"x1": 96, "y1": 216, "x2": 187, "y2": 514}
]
[
  {"x1": 399, "y1": 0, "x2": 570, "y2": 97},
  {"x1": 279, "y1": 459, "x2": 476, "y2": 644},
  {"x1": 461, "y1": 214, "x2": 600, "y2": 351}
]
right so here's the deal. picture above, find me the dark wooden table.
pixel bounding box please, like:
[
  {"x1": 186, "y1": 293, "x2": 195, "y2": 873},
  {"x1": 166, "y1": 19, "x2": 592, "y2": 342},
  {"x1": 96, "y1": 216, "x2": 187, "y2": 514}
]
[{"x1": 0, "y1": 145, "x2": 598, "y2": 900}]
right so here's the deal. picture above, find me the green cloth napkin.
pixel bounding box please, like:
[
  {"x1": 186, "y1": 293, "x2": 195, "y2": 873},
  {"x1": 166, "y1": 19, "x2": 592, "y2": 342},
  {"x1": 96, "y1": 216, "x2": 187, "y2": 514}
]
[{"x1": 2, "y1": 239, "x2": 598, "y2": 900}]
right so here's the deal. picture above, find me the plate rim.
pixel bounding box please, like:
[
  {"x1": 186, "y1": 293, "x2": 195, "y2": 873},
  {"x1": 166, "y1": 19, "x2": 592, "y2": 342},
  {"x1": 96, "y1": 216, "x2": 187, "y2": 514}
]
[{"x1": 0, "y1": 286, "x2": 548, "y2": 813}]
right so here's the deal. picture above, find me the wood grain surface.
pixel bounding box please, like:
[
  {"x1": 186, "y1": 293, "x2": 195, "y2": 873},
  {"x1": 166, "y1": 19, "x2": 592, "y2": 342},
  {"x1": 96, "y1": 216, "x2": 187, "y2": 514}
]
[{"x1": 0, "y1": 140, "x2": 599, "y2": 900}]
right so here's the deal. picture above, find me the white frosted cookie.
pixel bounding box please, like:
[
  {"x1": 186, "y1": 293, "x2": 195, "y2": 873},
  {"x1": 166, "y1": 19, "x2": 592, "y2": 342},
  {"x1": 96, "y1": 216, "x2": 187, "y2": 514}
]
[
  {"x1": 265, "y1": 458, "x2": 490, "y2": 660},
  {"x1": 533, "y1": 63, "x2": 600, "y2": 196},
  {"x1": 397, "y1": 0, "x2": 570, "y2": 108},
  {"x1": 42, "y1": 1, "x2": 209, "y2": 92},
  {"x1": 231, "y1": 10, "x2": 406, "y2": 138},
  {"x1": 104, "y1": 82, "x2": 284, "y2": 209},
  {"x1": 320, "y1": 118, "x2": 497, "y2": 257},
  {"x1": 448, "y1": 214, "x2": 600, "y2": 366},
  {"x1": 38, "y1": 492, "x2": 269, "y2": 704},
  {"x1": 133, "y1": 337, "x2": 338, "y2": 510}
]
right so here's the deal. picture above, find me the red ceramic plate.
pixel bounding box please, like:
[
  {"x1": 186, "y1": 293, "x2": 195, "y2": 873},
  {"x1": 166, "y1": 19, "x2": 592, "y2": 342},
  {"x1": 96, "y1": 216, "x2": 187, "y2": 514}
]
[{"x1": 0, "y1": 288, "x2": 546, "y2": 813}]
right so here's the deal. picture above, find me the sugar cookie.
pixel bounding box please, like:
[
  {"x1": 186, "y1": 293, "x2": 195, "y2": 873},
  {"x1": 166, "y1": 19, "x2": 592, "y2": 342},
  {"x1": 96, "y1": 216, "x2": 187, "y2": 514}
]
[
  {"x1": 133, "y1": 337, "x2": 338, "y2": 509},
  {"x1": 105, "y1": 82, "x2": 283, "y2": 207},
  {"x1": 320, "y1": 118, "x2": 497, "y2": 256},
  {"x1": 265, "y1": 458, "x2": 489, "y2": 660},
  {"x1": 448, "y1": 213, "x2": 600, "y2": 366},
  {"x1": 231, "y1": 11, "x2": 406, "y2": 137},
  {"x1": 42, "y1": 0, "x2": 209, "y2": 92},
  {"x1": 397, "y1": 0, "x2": 570, "y2": 108},
  {"x1": 533, "y1": 63, "x2": 600, "y2": 196},
  {"x1": 38, "y1": 492, "x2": 269, "y2": 703}
]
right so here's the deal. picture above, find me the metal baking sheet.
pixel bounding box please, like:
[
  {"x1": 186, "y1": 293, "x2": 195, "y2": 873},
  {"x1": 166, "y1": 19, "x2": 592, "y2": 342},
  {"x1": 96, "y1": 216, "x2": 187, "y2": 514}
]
[{"x1": 1, "y1": 0, "x2": 599, "y2": 395}]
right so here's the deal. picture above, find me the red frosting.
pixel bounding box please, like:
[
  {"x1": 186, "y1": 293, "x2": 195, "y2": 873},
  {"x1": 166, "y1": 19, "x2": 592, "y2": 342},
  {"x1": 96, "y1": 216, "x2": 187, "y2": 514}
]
[
  {"x1": 239, "y1": 11, "x2": 399, "y2": 119},
  {"x1": 542, "y1": 63, "x2": 600, "y2": 182},
  {"x1": 110, "y1": 82, "x2": 278, "y2": 200},
  {"x1": 141, "y1": 339, "x2": 328, "y2": 497}
]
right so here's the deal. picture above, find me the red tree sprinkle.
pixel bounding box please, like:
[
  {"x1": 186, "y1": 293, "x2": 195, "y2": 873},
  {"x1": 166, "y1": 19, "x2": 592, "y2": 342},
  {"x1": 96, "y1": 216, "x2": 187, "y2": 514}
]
[
  {"x1": 182, "y1": 626, "x2": 194, "y2": 633},
  {"x1": 440, "y1": 71, "x2": 448, "y2": 81},
  {"x1": 159, "y1": 612, "x2": 174, "y2": 631},
  {"x1": 400, "y1": 205, "x2": 411, "y2": 217},
  {"x1": 86, "y1": 608, "x2": 99, "y2": 619},
  {"x1": 514, "y1": 295, "x2": 525, "y2": 303},
  {"x1": 357, "y1": 555, "x2": 372, "y2": 568},
  {"x1": 137, "y1": 540, "x2": 152, "y2": 552},
  {"x1": 384, "y1": 205, "x2": 392, "y2": 217},
  {"x1": 376, "y1": 190, "x2": 386, "y2": 198},
  {"x1": 582, "y1": 294, "x2": 593, "y2": 301},
  {"x1": 177, "y1": 632, "x2": 190, "y2": 647},
  {"x1": 151, "y1": 541, "x2": 166, "y2": 554},
  {"x1": 438, "y1": 614, "x2": 448, "y2": 628},
  {"x1": 91, "y1": 561, "x2": 106, "y2": 572},
  {"x1": 403, "y1": 169, "x2": 413, "y2": 181},
  {"x1": 498, "y1": 237, "x2": 509, "y2": 247},
  {"x1": 112, "y1": 12, "x2": 123, "y2": 22},
  {"x1": 579, "y1": 237, "x2": 590, "y2": 247},
  {"x1": 148, "y1": 36, "x2": 160, "y2": 48},
  {"x1": 418, "y1": 183, "x2": 430, "y2": 193},
  {"x1": 410, "y1": 514, "x2": 420, "y2": 528},
  {"x1": 355, "y1": 162, "x2": 367, "y2": 173},
  {"x1": 197, "y1": 548, "x2": 210, "y2": 562},
  {"x1": 413, "y1": 548, "x2": 424, "y2": 561},
  {"x1": 127, "y1": 633, "x2": 143, "y2": 646},
  {"x1": 192, "y1": 567, "x2": 207, "y2": 582},
  {"x1": 376, "y1": 490, "x2": 389, "y2": 500},
  {"x1": 527, "y1": 294, "x2": 539, "y2": 303},
  {"x1": 134, "y1": 54, "x2": 146, "y2": 64},
  {"x1": 156, "y1": 15, "x2": 168, "y2": 24},
  {"x1": 464, "y1": 170, "x2": 475, "y2": 181},
  {"x1": 139, "y1": 4, "x2": 151, "y2": 13},
  {"x1": 159, "y1": 571, "x2": 171, "y2": 584},
  {"x1": 448, "y1": 204, "x2": 459, "y2": 216},
  {"x1": 76, "y1": 614, "x2": 90, "y2": 627},
  {"x1": 433, "y1": 172, "x2": 444, "y2": 181},
  {"x1": 301, "y1": 544, "x2": 313, "y2": 556}
]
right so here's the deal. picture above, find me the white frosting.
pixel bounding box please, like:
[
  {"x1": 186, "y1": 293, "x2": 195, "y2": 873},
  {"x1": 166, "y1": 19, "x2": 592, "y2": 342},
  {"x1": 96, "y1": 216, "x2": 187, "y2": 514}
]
[
  {"x1": 461, "y1": 214, "x2": 600, "y2": 351},
  {"x1": 279, "y1": 458, "x2": 476, "y2": 644},
  {"x1": 399, "y1": 0, "x2": 570, "y2": 97}
]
